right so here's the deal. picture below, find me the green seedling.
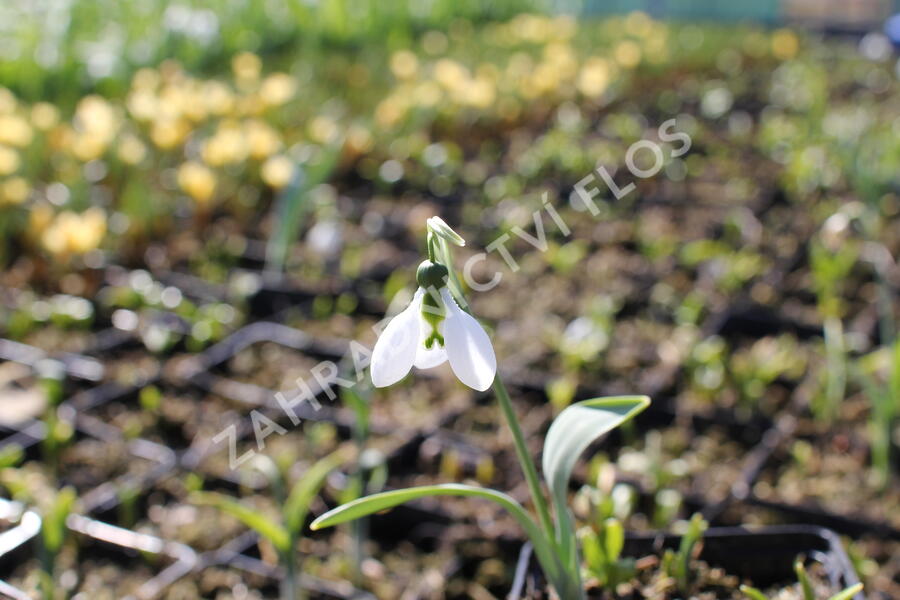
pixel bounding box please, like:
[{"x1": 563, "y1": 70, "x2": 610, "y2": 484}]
[
  {"x1": 39, "y1": 486, "x2": 77, "y2": 600},
  {"x1": 0, "y1": 444, "x2": 23, "y2": 470},
  {"x1": 265, "y1": 137, "x2": 344, "y2": 272},
  {"x1": 310, "y1": 218, "x2": 651, "y2": 599},
  {"x1": 661, "y1": 513, "x2": 708, "y2": 593},
  {"x1": 856, "y1": 339, "x2": 899, "y2": 489},
  {"x1": 739, "y1": 559, "x2": 863, "y2": 600},
  {"x1": 193, "y1": 448, "x2": 347, "y2": 600},
  {"x1": 35, "y1": 360, "x2": 73, "y2": 476},
  {"x1": 581, "y1": 517, "x2": 635, "y2": 588},
  {"x1": 138, "y1": 384, "x2": 162, "y2": 414},
  {"x1": 339, "y1": 378, "x2": 383, "y2": 585},
  {"x1": 116, "y1": 481, "x2": 140, "y2": 529},
  {"x1": 809, "y1": 235, "x2": 858, "y2": 423}
]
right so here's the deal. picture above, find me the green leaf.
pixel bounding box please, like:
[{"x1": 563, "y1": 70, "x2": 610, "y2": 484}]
[
  {"x1": 828, "y1": 583, "x2": 863, "y2": 600},
  {"x1": 740, "y1": 584, "x2": 769, "y2": 600},
  {"x1": 580, "y1": 528, "x2": 606, "y2": 574},
  {"x1": 310, "y1": 483, "x2": 569, "y2": 595},
  {"x1": 341, "y1": 385, "x2": 371, "y2": 441},
  {"x1": 284, "y1": 448, "x2": 346, "y2": 536},
  {"x1": 603, "y1": 518, "x2": 624, "y2": 562},
  {"x1": 0, "y1": 444, "x2": 23, "y2": 470},
  {"x1": 192, "y1": 492, "x2": 290, "y2": 553},
  {"x1": 265, "y1": 137, "x2": 344, "y2": 271},
  {"x1": 795, "y1": 560, "x2": 814, "y2": 600},
  {"x1": 542, "y1": 396, "x2": 650, "y2": 575},
  {"x1": 43, "y1": 487, "x2": 76, "y2": 554},
  {"x1": 675, "y1": 513, "x2": 708, "y2": 592}
]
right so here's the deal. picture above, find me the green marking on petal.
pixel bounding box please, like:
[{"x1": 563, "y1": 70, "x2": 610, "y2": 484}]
[{"x1": 421, "y1": 288, "x2": 446, "y2": 350}]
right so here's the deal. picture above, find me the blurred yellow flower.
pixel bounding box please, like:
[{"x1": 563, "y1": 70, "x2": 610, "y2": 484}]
[
  {"x1": 544, "y1": 42, "x2": 577, "y2": 79},
  {"x1": 434, "y1": 59, "x2": 469, "y2": 91},
  {"x1": 551, "y1": 15, "x2": 577, "y2": 40},
  {"x1": 412, "y1": 82, "x2": 442, "y2": 108},
  {"x1": 232, "y1": 52, "x2": 262, "y2": 87},
  {"x1": 260, "y1": 73, "x2": 297, "y2": 106},
  {"x1": 0, "y1": 88, "x2": 17, "y2": 114},
  {"x1": 177, "y1": 161, "x2": 216, "y2": 204},
  {"x1": 309, "y1": 115, "x2": 339, "y2": 144},
  {"x1": 261, "y1": 155, "x2": 294, "y2": 189},
  {"x1": 203, "y1": 81, "x2": 236, "y2": 116},
  {"x1": 346, "y1": 124, "x2": 373, "y2": 156},
  {"x1": 132, "y1": 67, "x2": 161, "y2": 90},
  {"x1": 772, "y1": 29, "x2": 799, "y2": 60},
  {"x1": 614, "y1": 40, "x2": 642, "y2": 69},
  {"x1": 244, "y1": 119, "x2": 282, "y2": 160},
  {"x1": 0, "y1": 115, "x2": 31, "y2": 147},
  {"x1": 69, "y1": 207, "x2": 107, "y2": 254},
  {"x1": 624, "y1": 11, "x2": 653, "y2": 37},
  {"x1": 30, "y1": 103, "x2": 60, "y2": 131},
  {"x1": 463, "y1": 77, "x2": 495, "y2": 109},
  {"x1": 71, "y1": 136, "x2": 109, "y2": 162},
  {"x1": 127, "y1": 89, "x2": 158, "y2": 122},
  {"x1": 117, "y1": 134, "x2": 148, "y2": 165},
  {"x1": 150, "y1": 118, "x2": 188, "y2": 150},
  {"x1": 202, "y1": 120, "x2": 247, "y2": 166},
  {"x1": 0, "y1": 177, "x2": 30, "y2": 205},
  {"x1": 578, "y1": 58, "x2": 611, "y2": 98},
  {"x1": 75, "y1": 96, "x2": 117, "y2": 136},
  {"x1": 0, "y1": 146, "x2": 20, "y2": 175},
  {"x1": 375, "y1": 96, "x2": 407, "y2": 128},
  {"x1": 390, "y1": 50, "x2": 419, "y2": 80},
  {"x1": 72, "y1": 96, "x2": 118, "y2": 160},
  {"x1": 41, "y1": 207, "x2": 107, "y2": 257},
  {"x1": 511, "y1": 14, "x2": 549, "y2": 43},
  {"x1": 174, "y1": 84, "x2": 209, "y2": 122},
  {"x1": 28, "y1": 204, "x2": 55, "y2": 238},
  {"x1": 528, "y1": 62, "x2": 562, "y2": 96}
]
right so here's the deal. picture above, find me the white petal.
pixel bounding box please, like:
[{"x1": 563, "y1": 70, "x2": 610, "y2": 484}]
[
  {"x1": 441, "y1": 289, "x2": 497, "y2": 391},
  {"x1": 414, "y1": 318, "x2": 448, "y2": 370},
  {"x1": 371, "y1": 290, "x2": 423, "y2": 387}
]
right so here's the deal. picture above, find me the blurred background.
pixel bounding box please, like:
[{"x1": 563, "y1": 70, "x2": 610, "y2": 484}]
[{"x1": 0, "y1": 1, "x2": 898, "y2": 599}]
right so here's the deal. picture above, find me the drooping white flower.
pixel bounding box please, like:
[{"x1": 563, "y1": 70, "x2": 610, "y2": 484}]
[{"x1": 371, "y1": 276, "x2": 496, "y2": 391}]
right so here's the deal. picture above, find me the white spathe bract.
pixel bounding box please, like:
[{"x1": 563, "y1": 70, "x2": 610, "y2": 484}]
[{"x1": 371, "y1": 288, "x2": 496, "y2": 391}]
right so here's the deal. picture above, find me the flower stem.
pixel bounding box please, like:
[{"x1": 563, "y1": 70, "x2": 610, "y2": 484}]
[
  {"x1": 433, "y1": 231, "x2": 554, "y2": 541},
  {"x1": 492, "y1": 375, "x2": 556, "y2": 543}
]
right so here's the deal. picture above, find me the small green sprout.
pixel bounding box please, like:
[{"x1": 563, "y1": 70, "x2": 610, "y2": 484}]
[
  {"x1": 0, "y1": 444, "x2": 23, "y2": 470},
  {"x1": 39, "y1": 486, "x2": 77, "y2": 600},
  {"x1": 661, "y1": 513, "x2": 708, "y2": 593},
  {"x1": 581, "y1": 517, "x2": 635, "y2": 588},
  {"x1": 192, "y1": 448, "x2": 347, "y2": 600},
  {"x1": 739, "y1": 558, "x2": 863, "y2": 600}
]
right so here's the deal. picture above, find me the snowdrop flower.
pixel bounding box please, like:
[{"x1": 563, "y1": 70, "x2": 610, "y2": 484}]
[{"x1": 371, "y1": 260, "x2": 497, "y2": 391}]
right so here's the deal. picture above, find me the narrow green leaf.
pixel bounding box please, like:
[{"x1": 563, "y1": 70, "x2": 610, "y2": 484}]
[
  {"x1": 192, "y1": 492, "x2": 289, "y2": 553},
  {"x1": 603, "y1": 518, "x2": 624, "y2": 562},
  {"x1": 795, "y1": 560, "x2": 815, "y2": 600},
  {"x1": 0, "y1": 444, "x2": 23, "y2": 470},
  {"x1": 265, "y1": 137, "x2": 344, "y2": 271},
  {"x1": 542, "y1": 396, "x2": 650, "y2": 574},
  {"x1": 828, "y1": 583, "x2": 863, "y2": 600},
  {"x1": 676, "y1": 513, "x2": 708, "y2": 591},
  {"x1": 42, "y1": 486, "x2": 76, "y2": 554},
  {"x1": 310, "y1": 483, "x2": 569, "y2": 595},
  {"x1": 740, "y1": 584, "x2": 770, "y2": 600},
  {"x1": 580, "y1": 529, "x2": 606, "y2": 574},
  {"x1": 284, "y1": 448, "x2": 346, "y2": 536}
]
